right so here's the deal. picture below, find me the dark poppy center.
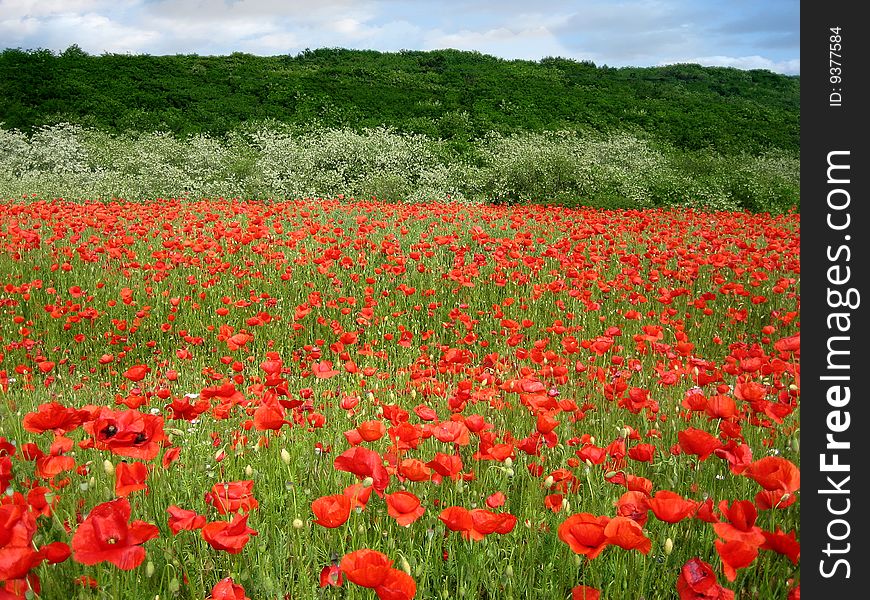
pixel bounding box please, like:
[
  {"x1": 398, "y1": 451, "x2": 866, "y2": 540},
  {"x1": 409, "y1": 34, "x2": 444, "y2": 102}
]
[
  {"x1": 101, "y1": 424, "x2": 118, "y2": 437},
  {"x1": 134, "y1": 432, "x2": 148, "y2": 444}
]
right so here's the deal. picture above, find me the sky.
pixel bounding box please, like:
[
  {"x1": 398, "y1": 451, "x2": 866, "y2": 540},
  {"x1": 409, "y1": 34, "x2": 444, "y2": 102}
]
[{"x1": 0, "y1": 0, "x2": 800, "y2": 75}]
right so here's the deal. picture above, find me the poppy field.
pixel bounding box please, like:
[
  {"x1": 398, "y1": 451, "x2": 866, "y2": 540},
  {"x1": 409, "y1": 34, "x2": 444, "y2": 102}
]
[{"x1": 0, "y1": 199, "x2": 800, "y2": 599}]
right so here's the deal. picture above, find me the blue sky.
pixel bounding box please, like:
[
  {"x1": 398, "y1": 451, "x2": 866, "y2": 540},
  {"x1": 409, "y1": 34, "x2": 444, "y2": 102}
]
[{"x1": 0, "y1": 0, "x2": 800, "y2": 74}]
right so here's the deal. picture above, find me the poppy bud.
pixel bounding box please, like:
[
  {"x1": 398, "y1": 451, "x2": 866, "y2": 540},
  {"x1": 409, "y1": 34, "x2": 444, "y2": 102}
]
[
  {"x1": 504, "y1": 457, "x2": 513, "y2": 468},
  {"x1": 244, "y1": 465, "x2": 254, "y2": 477},
  {"x1": 103, "y1": 460, "x2": 115, "y2": 476},
  {"x1": 281, "y1": 449, "x2": 292, "y2": 465},
  {"x1": 292, "y1": 518, "x2": 304, "y2": 529},
  {"x1": 362, "y1": 476, "x2": 374, "y2": 488},
  {"x1": 146, "y1": 561, "x2": 155, "y2": 577},
  {"x1": 544, "y1": 476, "x2": 555, "y2": 488},
  {"x1": 664, "y1": 538, "x2": 673, "y2": 555},
  {"x1": 400, "y1": 556, "x2": 411, "y2": 575},
  {"x1": 504, "y1": 565, "x2": 513, "y2": 579}
]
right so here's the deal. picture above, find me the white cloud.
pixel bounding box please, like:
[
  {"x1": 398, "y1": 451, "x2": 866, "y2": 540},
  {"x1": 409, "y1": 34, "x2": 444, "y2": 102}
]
[
  {"x1": 662, "y1": 55, "x2": 800, "y2": 75},
  {"x1": 423, "y1": 25, "x2": 574, "y2": 60},
  {"x1": 0, "y1": 0, "x2": 799, "y2": 74}
]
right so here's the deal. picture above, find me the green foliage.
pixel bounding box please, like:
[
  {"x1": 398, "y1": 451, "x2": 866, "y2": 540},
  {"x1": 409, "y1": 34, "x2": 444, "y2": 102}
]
[{"x1": 0, "y1": 47, "x2": 799, "y2": 155}]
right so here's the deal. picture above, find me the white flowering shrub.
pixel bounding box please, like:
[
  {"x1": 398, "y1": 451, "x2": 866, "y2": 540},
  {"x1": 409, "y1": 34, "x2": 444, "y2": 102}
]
[{"x1": 0, "y1": 122, "x2": 799, "y2": 212}]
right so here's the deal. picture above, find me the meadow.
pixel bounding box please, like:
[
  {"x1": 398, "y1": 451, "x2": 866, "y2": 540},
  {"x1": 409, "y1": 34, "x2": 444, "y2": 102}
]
[{"x1": 0, "y1": 198, "x2": 800, "y2": 599}]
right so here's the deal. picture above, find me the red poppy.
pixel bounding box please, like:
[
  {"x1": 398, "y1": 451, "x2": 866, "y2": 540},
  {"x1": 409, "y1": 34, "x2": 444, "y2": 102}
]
[
  {"x1": 23, "y1": 402, "x2": 85, "y2": 434},
  {"x1": 557, "y1": 513, "x2": 610, "y2": 558},
  {"x1": 572, "y1": 586, "x2": 601, "y2": 600},
  {"x1": 204, "y1": 481, "x2": 259, "y2": 514},
  {"x1": 439, "y1": 506, "x2": 473, "y2": 533},
  {"x1": 356, "y1": 420, "x2": 387, "y2": 442},
  {"x1": 114, "y1": 461, "x2": 149, "y2": 497},
  {"x1": 544, "y1": 493, "x2": 565, "y2": 513},
  {"x1": 627, "y1": 443, "x2": 656, "y2": 463},
  {"x1": 339, "y1": 549, "x2": 393, "y2": 588},
  {"x1": 167, "y1": 506, "x2": 206, "y2": 534},
  {"x1": 207, "y1": 577, "x2": 250, "y2": 600},
  {"x1": 374, "y1": 567, "x2": 417, "y2": 600},
  {"x1": 467, "y1": 509, "x2": 516, "y2": 540},
  {"x1": 311, "y1": 494, "x2": 353, "y2": 528},
  {"x1": 713, "y1": 500, "x2": 764, "y2": 546},
  {"x1": 676, "y1": 557, "x2": 735, "y2": 600},
  {"x1": 603, "y1": 516, "x2": 651, "y2": 554},
  {"x1": 714, "y1": 539, "x2": 758, "y2": 582},
  {"x1": 678, "y1": 428, "x2": 722, "y2": 461},
  {"x1": 431, "y1": 421, "x2": 470, "y2": 446},
  {"x1": 343, "y1": 482, "x2": 374, "y2": 509},
  {"x1": 319, "y1": 563, "x2": 343, "y2": 587},
  {"x1": 427, "y1": 452, "x2": 463, "y2": 481},
  {"x1": 85, "y1": 408, "x2": 167, "y2": 460},
  {"x1": 385, "y1": 491, "x2": 425, "y2": 526},
  {"x1": 648, "y1": 490, "x2": 698, "y2": 524},
  {"x1": 122, "y1": 365, "x2": 150, "y2": 382},
  {"x1": 201, "y1": 513, "x2": 258, "y2": 554},
  {"x1": 614, "y1": 491, "x2": 650, "y2": 526},
  {"x1": 743, "y1": 456, "x2": 800, "y2": 492},
  {"x1": 486, "y1": 491, "x2": 506, "y2": 508},
  {"x1": 71, "y1": 498, "x2": 159, "y2": 570},
  {"x1": 760, "y1": 528, "x2": 800, "y2": 565},
  {"x1": 334, "y1": 447, "x2": 390, "y2": 493},
  {"x1": 312, "y1": 360, "x2": 339, "y2": 379}
]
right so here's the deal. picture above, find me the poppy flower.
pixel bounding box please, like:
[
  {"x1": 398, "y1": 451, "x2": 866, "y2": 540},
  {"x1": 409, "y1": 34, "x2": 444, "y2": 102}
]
[
  {"x1": 343, "y1": 483, "x2": 374, "y2": 509},
  {"x1": 114, "y1": 461, "x2": 149, "y2": 497},
  {"x1": 85, "y1": 408, "x2": 167, "y2": 460},
  {"x1": 714, "y1": 539, "x2": 758, "y2": 582},
  {"x1": 486, "y1": 492, "x2": 506, "y2": 509},
  {"x1": 71, "y1": 498, "x2": 159, "y2": 570},
  {"x1": 398, "y1": 459, "x2": 432, "y2": 482},
  {"x1": 205, "y1": 481, "x2": 259, "y2": 514},
  {"x1": 23, "y1": 402, "x2": 85, "y2": 434},
  {"x1": 557, "y1": 513, "x2": 610, "y2": 558},
  {"x1": 431, "y1": 421, "x2": 470, "y2": 446},
  {"x1": 760, "y1": 528, "x2": 800, "y2": 565},
  {"x1": 713, "y1": 500, "x2": 764, "y2": 546},
  {"x1": 201, "y1": 513, "x2": 257, "y2": 554},
  {"x1": 374, "y1": 567, "x2": 417, "y2": 600},
  {"x1": 312, "y1": 360, "x2": 339, "y2": 379},
  {"x1": 385, "y1": 491, "x2": 425, "y2": 526},
  {"x1": 544, "y1": 494, "x2": 565, "y2": 513},
  {"x1": 614, "y1": 491, "x2": 650, "y2": 526},
  {"x1": 319, "y1": 563, "x2": 343, "y2": 587},
  {"x1": 743, "y1": 456, "x2": 800, "y2": 492},
  {"x1": 676, "y1": 557, "x2": 735, "y2": 600},
  {"x1": 648, "y1": 491, "x2": 698, "y2": 524},
  {"x1": 467, "y1": 509, "x2": 516, "y2": 541},
  {"x1": 311, "y1": 494, "x2": 353, "y2": 528},
  {"x1": 427, "y1": 452, "x2": 463, "y2": 481},
  {"x1": 603, "y1": 516, "x2": 651, "y2": 554},
  {"x1": 356, "y1": 420, "x2": 387, "y2": 442},
  {"x1": 572, "y1": 586, "x2": 601, "y2": 600},
  {"x1": 678, "y1": 428, "x2": 722, "y2": 461},
  {"x1": 207, "y1": 577, "x2": 250, "y2": 600},
  {"x1": 122, "y1": 365, "x2": 150, "y2": 382},
  {"x1": 334, "y1": 447, "x2": 390, "y2": 493},
  {"x1": 167, "y1": 506, "x2": 206, "y2": 534},
  {"x1": 339, "y1": 549, "x2": 393, "y2": 588},
  {"x1": 439, "y1": 506, "x2": 473, "y2": 534}
]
